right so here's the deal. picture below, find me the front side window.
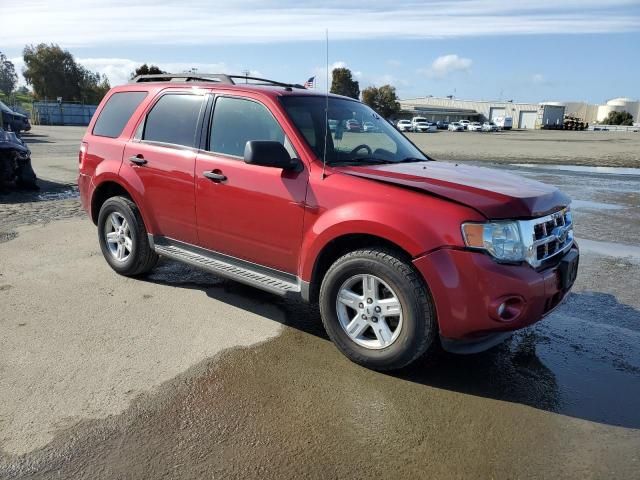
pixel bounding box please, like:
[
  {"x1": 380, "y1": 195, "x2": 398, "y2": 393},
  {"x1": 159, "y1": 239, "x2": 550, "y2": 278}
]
[
  {"x1": 280, "y1": 96, "x2": 428, "y2": 166},
  {"x1": 209, "y1": 97, "x2": 285, "y2": 157},
  {"x1": 143, "y1": 94, "x2": 204, "y2": 147},
  {"x1": 93, "y1": 91, "x2": 147, "y2": 138}
]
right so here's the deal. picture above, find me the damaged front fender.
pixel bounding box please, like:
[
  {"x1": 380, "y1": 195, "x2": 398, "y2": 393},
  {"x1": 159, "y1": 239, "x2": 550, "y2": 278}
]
[{"x1": 0, "y1": 129, "x2": 38, "y2": 190}]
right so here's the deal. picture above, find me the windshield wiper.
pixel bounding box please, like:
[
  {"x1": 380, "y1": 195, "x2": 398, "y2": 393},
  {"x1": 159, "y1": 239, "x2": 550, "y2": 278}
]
[
  {"x1": 330, "y1": 158, "x2": 394, "y2": 166},
  {"x1": 397, "y1": 157, "x2": 428, "y2": 163}
]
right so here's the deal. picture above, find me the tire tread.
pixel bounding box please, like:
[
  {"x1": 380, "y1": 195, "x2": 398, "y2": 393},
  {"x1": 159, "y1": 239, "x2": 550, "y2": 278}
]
[{"x1": 319, "y1": 248, "x2": 436, "y2": 371}]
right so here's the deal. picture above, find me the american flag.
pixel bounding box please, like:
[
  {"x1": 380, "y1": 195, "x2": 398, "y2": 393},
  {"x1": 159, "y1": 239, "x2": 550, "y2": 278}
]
[{"x1": 304, "y1": 76, "x2": 315, "y2": 89}]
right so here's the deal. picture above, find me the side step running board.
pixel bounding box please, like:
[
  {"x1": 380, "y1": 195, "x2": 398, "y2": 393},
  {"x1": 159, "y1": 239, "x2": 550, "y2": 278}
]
[{"x1": 152, "y1": 239, "x2": 301, "y2": 298}]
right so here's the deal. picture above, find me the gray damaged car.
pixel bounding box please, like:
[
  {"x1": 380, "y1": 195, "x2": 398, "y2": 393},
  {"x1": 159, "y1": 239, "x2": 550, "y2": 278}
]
[{"x1": 0, "y1": 128, "x2": 38, "y2": 190}]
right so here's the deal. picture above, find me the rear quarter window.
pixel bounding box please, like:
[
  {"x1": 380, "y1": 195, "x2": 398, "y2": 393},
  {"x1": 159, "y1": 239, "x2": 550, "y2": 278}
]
[{"x1": 92, "y1": 91, "x2": 148, "y2": 138}]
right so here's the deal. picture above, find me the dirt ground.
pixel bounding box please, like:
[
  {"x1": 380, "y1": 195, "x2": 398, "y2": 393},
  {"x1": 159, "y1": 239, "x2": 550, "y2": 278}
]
[
  {"x1": 407, "y1": 129, "x2": 640, "y2": 168},
  {"x1": 1, "y1": 126, "x2": 639, "y2": 479}
]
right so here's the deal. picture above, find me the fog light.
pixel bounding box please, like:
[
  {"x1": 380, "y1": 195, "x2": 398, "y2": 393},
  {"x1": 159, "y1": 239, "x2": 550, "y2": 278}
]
[{"x1": 489, "y1": 296, "x2": 525, "y2": 322}]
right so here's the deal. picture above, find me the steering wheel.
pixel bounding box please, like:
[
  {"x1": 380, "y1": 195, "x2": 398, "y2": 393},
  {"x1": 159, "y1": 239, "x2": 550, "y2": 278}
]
[{"x1": 349, "y1": 144, "x2": 372, "y2": 158}]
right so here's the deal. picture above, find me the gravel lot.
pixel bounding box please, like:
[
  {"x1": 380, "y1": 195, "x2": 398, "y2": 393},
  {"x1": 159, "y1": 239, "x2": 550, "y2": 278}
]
[
  {"x1": 407, "y1": 129, "x2": 640, "y2": 167},
  {"x1": 1, "y1": 126, "x2": 639, "y2": 479}
]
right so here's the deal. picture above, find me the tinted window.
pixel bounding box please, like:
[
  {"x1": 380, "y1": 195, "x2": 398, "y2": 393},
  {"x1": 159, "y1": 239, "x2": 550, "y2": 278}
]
[
  {"x1": 93, "y1": 91, "x2": 147, "y2": 138},
  {"x1": 210, "y1": 97, "x2": 285, "y2": 157},
  {"x1": 143, "y1": 94, "x2": 204, "y2": 147},
  {"x1": 280, "y1": 96, "x2": 427, "y2": 166}
]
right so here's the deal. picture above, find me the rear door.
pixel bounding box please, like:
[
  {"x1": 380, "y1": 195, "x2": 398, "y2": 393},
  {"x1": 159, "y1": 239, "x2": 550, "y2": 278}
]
[
  {"x1": 194, "y1": 95, "x2": 307, "y2": 274},
  {"x1": 122, "y1": 91, "x2": 206, "y2": 244}
]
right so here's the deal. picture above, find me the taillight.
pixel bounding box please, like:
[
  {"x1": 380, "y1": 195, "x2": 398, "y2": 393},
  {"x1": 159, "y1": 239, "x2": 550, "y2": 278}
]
[{"x1": 79, "y1": 141, "x2": 88, "y2": 167}]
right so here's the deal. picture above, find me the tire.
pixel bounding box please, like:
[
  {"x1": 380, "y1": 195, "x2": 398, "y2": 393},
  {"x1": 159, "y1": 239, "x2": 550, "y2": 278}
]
[
  {"x1": 319, "y1": 248, "x2": 436, "y2": 371},
  {"x1": 97, "y1": 196, "x2": 158, "y2": 276}
]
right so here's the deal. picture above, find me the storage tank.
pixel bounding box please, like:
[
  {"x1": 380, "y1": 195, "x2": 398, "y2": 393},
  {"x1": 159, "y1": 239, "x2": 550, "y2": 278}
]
[{"x1": 597, "y1": 98, "x2": 640, "y2": 123}]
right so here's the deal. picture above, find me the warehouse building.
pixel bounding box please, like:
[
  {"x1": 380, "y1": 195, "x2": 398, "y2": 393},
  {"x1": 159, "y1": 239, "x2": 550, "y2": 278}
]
[{"x1": 398, "y1": 97, "x2": 566, "y2": 129}]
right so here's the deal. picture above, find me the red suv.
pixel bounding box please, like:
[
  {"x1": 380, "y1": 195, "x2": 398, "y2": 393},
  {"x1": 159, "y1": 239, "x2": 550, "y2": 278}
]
[{"x1": 78, "y1": 74, "x2": 579, "y2": 370}]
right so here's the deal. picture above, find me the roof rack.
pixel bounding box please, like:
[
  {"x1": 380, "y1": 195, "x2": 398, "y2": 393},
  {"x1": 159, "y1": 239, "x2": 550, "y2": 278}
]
[{"x1": 129, "y1": 73, "x2": 306, "y2": 90}]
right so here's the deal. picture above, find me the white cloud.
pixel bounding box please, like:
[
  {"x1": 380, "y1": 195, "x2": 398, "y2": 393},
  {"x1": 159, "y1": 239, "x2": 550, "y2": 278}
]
[
  {"x1": 1, "y1": 1, "x2": 638, "y2": 47},
  {"x1": 13, "y1": 56, "x2": 261, "y2": 88},
  {"x1": 532, "y1": 73, "x2": 546, "y2": 84},
  {"x1": 421, "y1": 54, "x2": 473, "y2": 79}
]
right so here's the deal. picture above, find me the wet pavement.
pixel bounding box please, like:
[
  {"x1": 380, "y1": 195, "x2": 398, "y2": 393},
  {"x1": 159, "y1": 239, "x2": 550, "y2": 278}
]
[{"x1": 1, "y1": 128, "x2": 639, "y2": 478}]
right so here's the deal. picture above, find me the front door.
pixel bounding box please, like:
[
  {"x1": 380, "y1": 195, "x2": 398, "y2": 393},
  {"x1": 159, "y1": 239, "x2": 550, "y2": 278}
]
[
  {"x1": 195, "y1": 95, "x2": 307, "y2": 274},
  {"x1": 122, "y1": 92, "x2": 206, "y2": 244}
]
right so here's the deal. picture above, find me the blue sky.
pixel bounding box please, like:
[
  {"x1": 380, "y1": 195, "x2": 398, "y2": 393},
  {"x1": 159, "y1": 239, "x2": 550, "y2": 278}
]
[{"x1": 3, "y1": 0, "x2": 639, "y2": 103}]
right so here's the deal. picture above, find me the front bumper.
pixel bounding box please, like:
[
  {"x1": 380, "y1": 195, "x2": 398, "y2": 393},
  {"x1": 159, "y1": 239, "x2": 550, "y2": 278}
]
[{"x1": 413, "y1": 246, "x2": 578, "y2": 352}]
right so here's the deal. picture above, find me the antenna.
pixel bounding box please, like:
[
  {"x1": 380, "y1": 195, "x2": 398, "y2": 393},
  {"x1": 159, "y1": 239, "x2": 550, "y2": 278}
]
[{"x1": 322, "y1": 28, "x2": 329, "y2": 180}]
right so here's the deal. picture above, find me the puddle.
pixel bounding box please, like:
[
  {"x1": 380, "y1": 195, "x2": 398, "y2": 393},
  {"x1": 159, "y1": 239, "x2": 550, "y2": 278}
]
[
  {"x1": 571, "y1": 199, "x2": 626, "y2": 211},
  {"x1": 0, "y1": 231, "x2": 18, "y2": 244},
  {"x1": 577, "y1": 238, "x2": 640, "y2": 263},
  {"x1": 36, "y1": 186, "x2": 79, "y2": 202},
  {"x1": 512, "y1": 164, "x2": 640, "y2": 176}
]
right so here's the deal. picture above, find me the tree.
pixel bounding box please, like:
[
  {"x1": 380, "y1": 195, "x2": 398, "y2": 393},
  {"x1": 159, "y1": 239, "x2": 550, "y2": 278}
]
[
  {"x1": 362, "y1": 84, "x2": 401, "y2": 118},
  {"x1": 22, "y1": 43, "x2": 110, "y2": 103},
  {"x1": 330, "y1": 67, "x2": 360, "y2": 99},
  {"x1": 603, "y1": 110, "x2": 634, "y2": 126},
  {"x1": 0, "y1": 52, "x2": 18, "y2": 95},
  {"x1": 130, "y1": 64, "x2": 166, "y2": 79}
]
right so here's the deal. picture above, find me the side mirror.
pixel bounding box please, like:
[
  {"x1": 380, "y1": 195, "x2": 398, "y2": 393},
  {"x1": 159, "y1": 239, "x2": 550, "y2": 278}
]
[{"x1": 244, "y1": 141, "x2": 298, "y2": 170}]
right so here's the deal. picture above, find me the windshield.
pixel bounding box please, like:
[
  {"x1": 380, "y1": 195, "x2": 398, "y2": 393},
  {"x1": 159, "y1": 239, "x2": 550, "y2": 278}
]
[{"x1": 280, "y1": 96, "x2": 428, "y2": 166}]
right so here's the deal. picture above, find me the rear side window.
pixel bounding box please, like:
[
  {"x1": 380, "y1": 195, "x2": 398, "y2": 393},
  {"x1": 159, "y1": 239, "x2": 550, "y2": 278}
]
[
  {"x1": 210, "y1": 97, "x2": 285, "y2": 157},
  {"x1": 143, "y1": 94, "x2": 204, "y2": 147},
  {"x1": 93, "y1": 91, "x2": 147, "y2": 138}
]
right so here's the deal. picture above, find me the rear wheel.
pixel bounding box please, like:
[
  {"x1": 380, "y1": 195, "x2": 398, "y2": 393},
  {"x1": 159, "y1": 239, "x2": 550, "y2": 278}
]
[
  {"x1": 319, "y1": 248, "x2": 436, "y2": 370},
  {"x1": 97, "y1": 196, "x2": 158, "y2": 276}
]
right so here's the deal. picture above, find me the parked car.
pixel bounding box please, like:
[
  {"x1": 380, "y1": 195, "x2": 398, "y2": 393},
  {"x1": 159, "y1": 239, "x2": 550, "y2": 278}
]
[
  {"x1": 494, "y1": 116, "x2": 513, "y2": 130},
  {"x1": 448, "y1": 122, "x2": 464, "y2": 131},
  {"x1": 345, "y1": 119, "x2": 361, "y2": 132},
  {"x1": 396, "y1": 119, "x2": 412, "y2": 132},
  {"x1": 79, "y1": 73, "x2": 578, "y2": 371},
  {"x1": 413, "y1": 121, "x2": 437, "y2": 133},
  {"x1": 458, "y1": 119, "x2": 471, "y2": 130},
  {"x1": 467, "y1": 122, "x2": 483, "y2": 132},
  {"x1": 0, "y1": 128, "x2": 38, "y2": 190},
  {"x1": 411, "y1": 116, "x2": 428, "y2": 132},
  {"x1": 482, "y1": 122, "x2": 499, "y2": 132},
  {"x1": 436, "y1": 121, "x2": 449, "y2": 130},
  {"x1": 0, "y1": 101, "x2": 31, "y2": 133},
  {"x1": 362, "y1": 121, "x2": 378, "y2": 133}
]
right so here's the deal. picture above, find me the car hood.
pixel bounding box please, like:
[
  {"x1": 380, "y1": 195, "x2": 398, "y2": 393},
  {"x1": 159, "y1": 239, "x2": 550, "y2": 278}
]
[{"x1": 336, "y1": 161, "x2": 570, "y2": 219}]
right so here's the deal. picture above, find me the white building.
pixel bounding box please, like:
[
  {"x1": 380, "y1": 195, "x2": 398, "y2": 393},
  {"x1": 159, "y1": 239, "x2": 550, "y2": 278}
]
[{"x1": 399, "y1": 97, "x2": 565, "y2": 129}]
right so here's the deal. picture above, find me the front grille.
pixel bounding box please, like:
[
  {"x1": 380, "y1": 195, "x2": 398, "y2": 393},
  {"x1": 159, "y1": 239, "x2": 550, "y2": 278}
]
[{"x1": 519, "y1": 208, "x2": 573, "y2": 268}]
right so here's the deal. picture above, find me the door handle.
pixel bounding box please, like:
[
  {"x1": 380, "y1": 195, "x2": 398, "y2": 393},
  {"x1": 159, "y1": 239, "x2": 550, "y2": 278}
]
[
  {"x1": 128, "y1": 155, "x2": 147, "y2": 166},
  {"x1": 203, "y1": 170, "x2": 227, "y2": 182}
]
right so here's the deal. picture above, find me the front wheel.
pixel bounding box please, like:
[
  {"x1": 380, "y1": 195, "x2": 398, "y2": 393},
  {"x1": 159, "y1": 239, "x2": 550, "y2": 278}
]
[{"x1": 319, "y1": 249, "x2": 436, "y2": 370}]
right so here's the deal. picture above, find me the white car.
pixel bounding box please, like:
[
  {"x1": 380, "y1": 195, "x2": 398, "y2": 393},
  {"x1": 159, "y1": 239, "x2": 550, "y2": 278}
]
[
  {"x1": 448, "y1": 122, "x2": 464, "y2": 131},
  {"x1": 468, "y1": 122, "x2": 483, "y2": 132},
  {"x1": 482, "y1": 122, "x2": 499, "y2": 132},
  {"x1": 396, "y1": 119, "x2": 412, "y2": 132},
  {"x1": 411, "y1": 116, "x2": 428, "y2": 131},
  {"x1": 458, "y1": 120, "x2": 471, "y2": 130},
  {"x1": 414, "y1": 122, "x2": 437, "y2": 133},
  {"x1": 363, "y1": 121, "x2": 378, "y2": 132}
]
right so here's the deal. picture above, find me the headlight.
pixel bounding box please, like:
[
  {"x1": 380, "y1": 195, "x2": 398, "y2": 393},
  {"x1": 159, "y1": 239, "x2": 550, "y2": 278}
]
[{"x1": 461, "y1": 221, "x2": 526, "y2": 262}]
